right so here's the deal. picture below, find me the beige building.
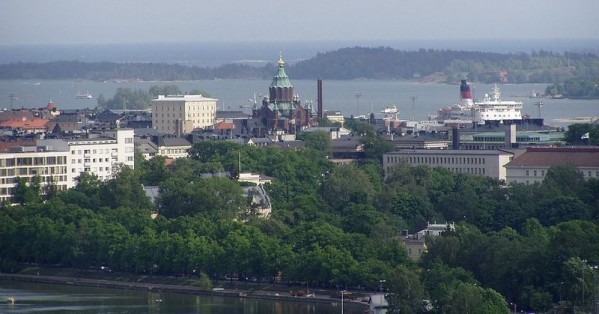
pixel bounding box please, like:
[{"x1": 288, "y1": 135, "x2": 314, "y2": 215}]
[
  {"x1": 0, "y1": 146, "x2": 69, "y2": 202},
  {"x1": 383, "y1": 149, "x2": 515, "y2": 181},
  {"x1": 505, "y1": 147, "x2": 599, "y2": 185},
  {"x1": 402, "y1": 223, "x2": 455, "y2": 260},
  {"x1": 151, "y1": 95, "x2": 217, "y2": 135}
]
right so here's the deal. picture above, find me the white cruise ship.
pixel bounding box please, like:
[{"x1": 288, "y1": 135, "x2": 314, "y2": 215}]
[{"x1": 434, "y1": 80, "x2": 523, "y2": 125}]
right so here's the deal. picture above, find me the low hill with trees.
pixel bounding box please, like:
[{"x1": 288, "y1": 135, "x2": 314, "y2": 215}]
[{"x1": 1, "y1": 47, "x2": 598, "y2": 89}]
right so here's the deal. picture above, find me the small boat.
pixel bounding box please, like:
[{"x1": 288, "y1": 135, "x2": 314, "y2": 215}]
[
  {"x1": 75, "y1": 91, "x2": 93, "y2": 99},
  {"x1": 7, "y1": 296, "x2": 15, "y2": 304}
]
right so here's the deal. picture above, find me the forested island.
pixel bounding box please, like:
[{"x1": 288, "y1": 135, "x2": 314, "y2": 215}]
[
  {"x1": 1, "y1": 121, "x2": 598, "y2": 313},
  {"x1": 1, "y1": 47, "x2": 598, "y2": 98}
]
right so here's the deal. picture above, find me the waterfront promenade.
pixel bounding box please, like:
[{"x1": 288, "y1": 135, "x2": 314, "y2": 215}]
[{"x1": 0, "y1": 272, "x2": 369, "y2": 311}]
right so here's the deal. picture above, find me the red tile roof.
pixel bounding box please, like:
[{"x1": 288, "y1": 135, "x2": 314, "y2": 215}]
[
  {"x1": 0, "y1": 139, "x2": 36, "y2": 152},
  {"x1": 506, "y1": 147, "x2": 599, "y2": 168},
  {"x1": 214, "y1": 121, "x2": 235, "y2": 130},
  {"x1": 0, "y1": 118, "x2": 49, "y2": 129}
]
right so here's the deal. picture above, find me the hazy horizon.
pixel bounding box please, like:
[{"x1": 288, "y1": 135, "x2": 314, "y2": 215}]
[{"x1": 2, "y1": 0, "x2": 598, "y2": 46}]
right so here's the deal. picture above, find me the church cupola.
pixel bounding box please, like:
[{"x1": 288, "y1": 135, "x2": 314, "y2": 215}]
[{"x1": 269, "y1": 54, "x2": 294, "y2": 103}]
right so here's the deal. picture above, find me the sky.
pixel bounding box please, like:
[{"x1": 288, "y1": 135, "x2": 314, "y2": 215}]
[{"x1": 1, "y1": 0, "x2": 599, "y2": 46}]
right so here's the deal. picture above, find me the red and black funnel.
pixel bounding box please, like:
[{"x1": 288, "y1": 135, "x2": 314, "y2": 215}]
[{"x1": 460, "y1": 80, "x2": 472, "y2": 100}]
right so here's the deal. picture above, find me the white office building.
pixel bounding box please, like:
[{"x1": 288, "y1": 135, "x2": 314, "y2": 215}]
[
  {"x1": 151, "y1": 95, "x2": 217, "y2": 135},
  {"x1": 383, "y1": 149, "x2": 515, "y2": 181}
]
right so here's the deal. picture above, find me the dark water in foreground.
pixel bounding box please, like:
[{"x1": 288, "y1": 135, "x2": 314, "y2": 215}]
[{"x1": 0, "y1": 280, "x2": 364, "y2": 313}]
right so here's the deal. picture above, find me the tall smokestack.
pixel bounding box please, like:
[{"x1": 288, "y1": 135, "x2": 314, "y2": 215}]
[
  {"x1": 452, "y1": 127, "x2": 460, "y2": 150},
  {"x1": 460, "y1": 80, "x2": 473, "y2": 100},
  {"x1": 317, "y1": 79, "x2": 323, "y2": 119}
]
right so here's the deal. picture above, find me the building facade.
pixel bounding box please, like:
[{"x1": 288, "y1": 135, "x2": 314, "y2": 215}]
[
  {"x1": 39, "y1": 129, "x2": 135, "y2": 186},
  {"x1": 251, "y1": 56, "x2": 318, "y2": 135},
  {"x1": 383, "y1": 149, "x2": 514, "y2": 181},
  {"x1": 505, "y1": 147, "x2": 599, "y2": 184},
  {"x1": 151, "y1": 95, "x2": 217, "y2": 135},
  {"x1": 0, "y1": 146, "x2": 69, "y2": 202}
]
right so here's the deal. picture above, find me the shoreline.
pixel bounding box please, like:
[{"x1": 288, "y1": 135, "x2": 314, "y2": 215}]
[{"x1": 0, "y1": 273, "x2": 369, "y2": 310}]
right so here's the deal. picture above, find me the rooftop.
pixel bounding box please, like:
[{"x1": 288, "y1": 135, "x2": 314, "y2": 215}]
[
  {"x1": 153, "y1": 95, "x2": 217, "y2": 102},
  {"x1": 506, "y1": 146, "x2": 599, "y2": 168}
]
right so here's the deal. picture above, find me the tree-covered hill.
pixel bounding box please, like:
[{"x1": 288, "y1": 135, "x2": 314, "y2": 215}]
[{"x1": 1, "y1": 46, "x2": 598, "y2": 87}]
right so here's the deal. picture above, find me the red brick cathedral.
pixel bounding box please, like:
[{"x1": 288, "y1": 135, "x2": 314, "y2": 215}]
[{"x1": 252, "y1": 55, "x2": 318, "y2": 135}]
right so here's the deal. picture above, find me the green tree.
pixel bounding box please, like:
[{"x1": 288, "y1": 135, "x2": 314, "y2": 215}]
[
  {"x1": 149, "y1": 85, "x2": 183, "y2": 97},
  {"x1": 99, "y1": 165, "x2": 152, "y2": 210},
  {"x1": 301, "y1": 131, "x2": 332, "y2": 153},
  {"x1": 386, "y1": 265, "x2": 426, "y2": 314},
  {"x1": 322, "y1": 164, "x2": 375, "y2": 210},
  {"x1": 11, "y1": 176, "x2": 41, "y2": 205},
  {"x1": 542, "y1": 163, "x2": 585, "y2": 198}
]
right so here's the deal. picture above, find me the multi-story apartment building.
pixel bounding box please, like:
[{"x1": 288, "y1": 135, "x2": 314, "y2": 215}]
[
  {"x1": 0, "y1": 145, "x2": 69, "y2": 202},
  {"x1": 151, "y1": 95, "x2": 217, "y2": 135},
  {"x1": 505, "y1": 147, "x2": 599, "y2": 184},
  {"x1": 383, "y1": 149, "x2": 515, "y2": 181},
  {"x1": 38, "y1": 129, "x2": 135, "y2": 186}
]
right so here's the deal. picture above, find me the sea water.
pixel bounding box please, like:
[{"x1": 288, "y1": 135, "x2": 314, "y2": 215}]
[{"x1": 0, "y1": 79, "x2": 597, "y2": 127}]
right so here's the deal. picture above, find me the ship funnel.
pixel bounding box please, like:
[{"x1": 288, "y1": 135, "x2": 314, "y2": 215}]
[{"x1": 460, "y1": 80, "x2": 473, "y2": 100}]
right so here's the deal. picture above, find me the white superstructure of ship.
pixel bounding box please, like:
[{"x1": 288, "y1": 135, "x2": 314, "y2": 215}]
[
  {"x1": 433, "y1": 80, "x2": 523, "y2": 125},
  {"x1": 473, "y1": 84, "x2": 523, "y2": 124}
]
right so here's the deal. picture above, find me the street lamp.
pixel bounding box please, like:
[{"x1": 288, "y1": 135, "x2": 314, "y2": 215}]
[
  {"x1": 379, "y1": 279, "x2": 386, "y2": 294},
  {"x1": 592, "y1": 265, "x2": 598, "y2": 314},
  {"x1": 409, "y1": 96, "x2": 417, "y2": 122},
  {"x1": 341, "y1": 290, "x2": 345, "y2": 314},
  {"x1": 354, "y1": 92, "x2": 362, "y2": 116}
]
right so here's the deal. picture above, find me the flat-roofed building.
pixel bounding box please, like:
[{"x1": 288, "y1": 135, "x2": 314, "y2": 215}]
[
  {"x1": 0, "y1": 145, "x2": 69, "y2": 202},
  {"x1": 383, "y1": 149, "x2": 514, "y2": 181},
  {"x1": 39, "y1": 129, "x2": 135, "y2": 186},
  {"x1": 151, "y1": 95, "x2": 217, "y2": 135},
  {"x1": 505, "y1": 147, "x2": 599, "y2": 184}
]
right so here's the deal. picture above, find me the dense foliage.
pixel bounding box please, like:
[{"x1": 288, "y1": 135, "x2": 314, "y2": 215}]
[
  {"x1": 1, "y1": 47, "x2": 597, "y2": 88},
  {"x1": 97, "y1": 84, "x2": 211, "y2": 110},
  {"x1": 1, "y1": 137, "x2": 598, "y2": 312}
]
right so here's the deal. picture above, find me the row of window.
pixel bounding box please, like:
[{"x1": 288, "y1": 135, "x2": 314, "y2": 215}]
[
  {"x1": 0, "y1": 156, "x2": 67, "y2": 167},
  {"x1": 0, "y1": 174, "x2": 68, "y2": 186},
  {"x1": 72, "y1": 166, "x2": 112, "y2": 173},
  {"x1": 155, "y1": 112, "x2": 214, "y2": 118},
  {"x1": 157, "y1": 119, "x2": 213, "y2": 126},
  {"x1": 524, "y1": 169, "x2": 599, "y2": 178},
  {"x1": 154, "y1": 104, "x2": 215, "y2": 112},
  {"x1": 387, "y1": 155, "x2": 487, "y2": 165},
  {"x1": 72, "y1": 158, "x2": 111, "y2": 164},
  {"x1": 0, "y1": 166, "x2": 67, "y2": 177},
  {"x1": 71, "y1": 148, "x2": 118, "y2": 155},
  {"x1": 386, "y1": 166, "x2": 486, "y2": 176}
]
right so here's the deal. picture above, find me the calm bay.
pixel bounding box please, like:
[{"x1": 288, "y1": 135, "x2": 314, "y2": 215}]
[
  {"x1": 0, "y1": 280, "x2": 365, "y2": 314},
  {"x1": 0, "y1": 80, "x2": 597, "y2": 128}
]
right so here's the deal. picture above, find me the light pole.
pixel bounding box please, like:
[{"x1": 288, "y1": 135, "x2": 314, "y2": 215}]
[
  {"x1": 341, "y1": 290, "x2": 345, "y2": 314},
  {"x1": 410, "y1": 96, "x2": 417, "y2": 121},
  {"x1": 592, "y1": 265, "x2": 598, "y2": 314},
  {"x1": 354, "y1": 92, "x2": 362, "y2": 117},
  {"x1": 583, "y1": 259, "x2": 587, "y2": 310}
]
